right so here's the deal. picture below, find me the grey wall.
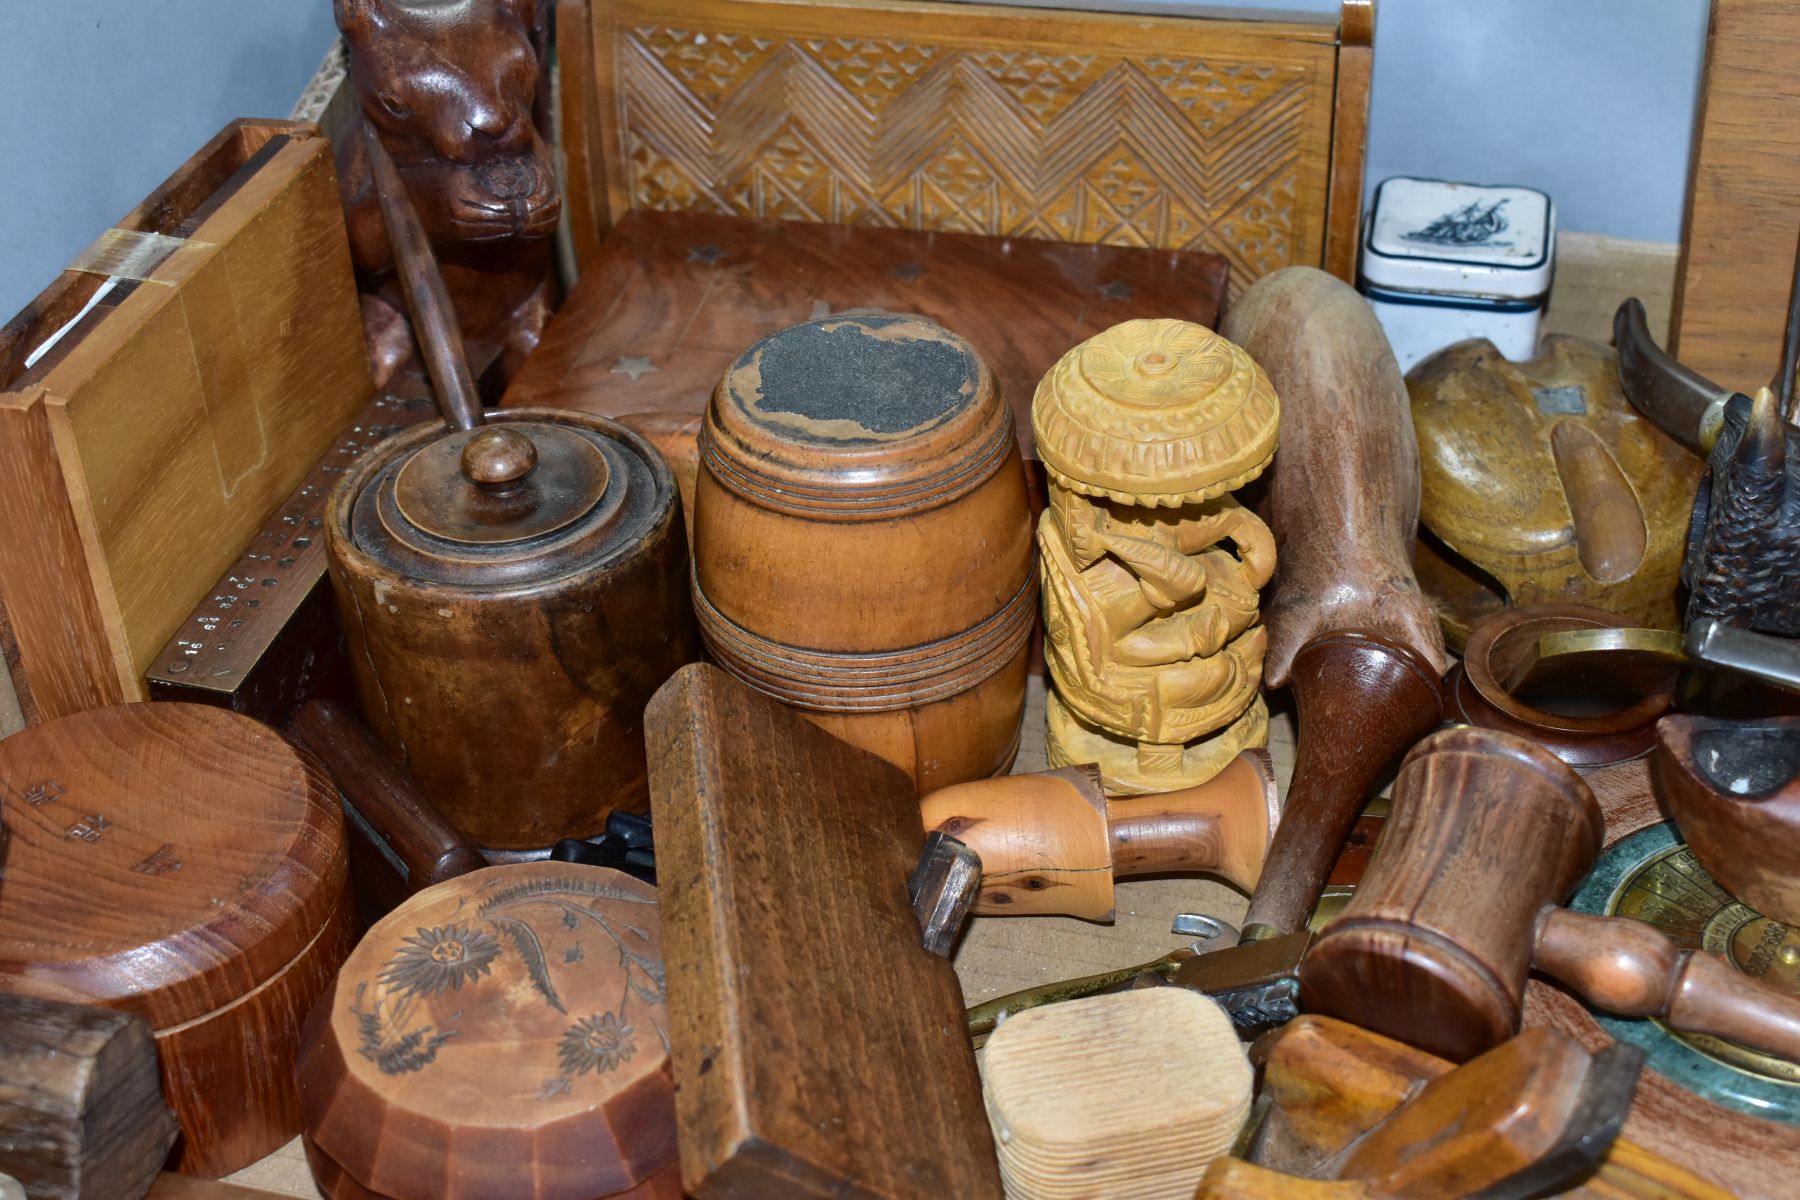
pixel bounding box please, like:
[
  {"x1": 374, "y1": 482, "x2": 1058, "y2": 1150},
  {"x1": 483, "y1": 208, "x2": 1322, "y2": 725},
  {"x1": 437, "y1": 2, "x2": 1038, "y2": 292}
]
[
  {"x1": 0, "y1": 2, "x2": 337, "y2": 319},
  {"x1": 0, "y1": 2, "x2": 1708, "y2": 321}
]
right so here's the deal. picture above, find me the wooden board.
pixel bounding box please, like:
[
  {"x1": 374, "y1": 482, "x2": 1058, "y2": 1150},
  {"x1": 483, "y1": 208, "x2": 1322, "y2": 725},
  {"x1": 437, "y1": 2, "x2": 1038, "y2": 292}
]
[
  {"x1": 500, "y1": 207, "x2": 1227, "y2": 457},
  {"x1": 645, "y1": 663, "x2": 1002, "y2": 1199},
  {"x1": 1671, "y1": 1, "x2": 1800, "y2": 395},
  {"x1": 0, "y1": 120, "x2": 373, "y2": 724},
  {"x1": 572, "y1": 0, "x2": 1356, "y2": 295}
]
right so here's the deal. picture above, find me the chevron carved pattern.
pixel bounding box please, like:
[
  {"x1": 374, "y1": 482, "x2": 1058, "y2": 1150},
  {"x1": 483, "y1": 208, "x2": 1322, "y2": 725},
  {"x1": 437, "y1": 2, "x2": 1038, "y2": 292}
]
[{"x1": 595, "y1": 3, "x2": 1338, "y2": 291}]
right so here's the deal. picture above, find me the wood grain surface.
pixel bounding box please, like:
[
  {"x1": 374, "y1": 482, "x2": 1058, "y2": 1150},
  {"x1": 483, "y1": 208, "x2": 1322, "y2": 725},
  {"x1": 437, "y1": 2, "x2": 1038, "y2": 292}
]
[
  {"x1": 646, "y1": 663, "x2": 1002, "y2": 1199},
  {"x1": 0, "y1": 993, "x2": 177, "y2": 1200},
  {"x1": 0, "y1": 120, "x2": 371, "y2": 722},
  {"x1": 502, "y1": 208, "x2": 1227, "y2": 462},
  {"x1": 0, "y1": 703, "x2": 352, "y2": 1176},
  {"x1": 1672, "y1": 0, "x2": 1800, "y2": 396},
  {"x1": 576, "y1": 0, "x2": 1352, "y2": 292}
]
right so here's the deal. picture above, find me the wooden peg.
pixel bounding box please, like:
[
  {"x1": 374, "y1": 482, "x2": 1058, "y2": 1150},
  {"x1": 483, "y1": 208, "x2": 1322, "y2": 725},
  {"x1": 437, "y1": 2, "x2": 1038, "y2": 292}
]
[
  {"x1": 1302, "y1": 725, "x2": 1800, "y2": 1065},
  {"x1": 0, "y1": 994, "x2": 177, "y2": 1200},
  {"x1": 920, "y1": 750, "x2": 1277, "y2": 920}
]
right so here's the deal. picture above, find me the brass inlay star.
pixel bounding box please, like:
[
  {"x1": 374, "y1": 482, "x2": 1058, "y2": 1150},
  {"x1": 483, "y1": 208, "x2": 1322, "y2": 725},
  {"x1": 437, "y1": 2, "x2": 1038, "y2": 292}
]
[{"x1": 612, "y1": 356, "x2": 658, "y2": 381}]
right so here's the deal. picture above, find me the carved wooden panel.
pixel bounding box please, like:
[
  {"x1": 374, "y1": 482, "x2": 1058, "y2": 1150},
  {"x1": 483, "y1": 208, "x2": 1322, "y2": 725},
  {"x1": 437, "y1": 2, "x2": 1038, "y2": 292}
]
[{"x1": 588, "y1": 0, "x2": 1344, "y2": 294}]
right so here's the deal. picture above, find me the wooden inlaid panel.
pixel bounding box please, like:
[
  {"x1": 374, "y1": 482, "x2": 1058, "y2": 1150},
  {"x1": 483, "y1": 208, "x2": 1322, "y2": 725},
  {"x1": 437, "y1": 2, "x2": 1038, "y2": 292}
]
[
  {"x1": 501, "y1": 208, "x2": 1227, "y2": 456},
  {"x1": 587, "y1": 0, "x2": 1343, "y2": 294}
]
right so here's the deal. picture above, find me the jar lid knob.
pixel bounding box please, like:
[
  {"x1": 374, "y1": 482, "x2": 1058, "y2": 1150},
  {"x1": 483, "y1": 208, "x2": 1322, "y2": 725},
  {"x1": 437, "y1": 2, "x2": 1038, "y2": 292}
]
[{"x1": 461, "y1": 426, "x2": 539, "y2": 492}]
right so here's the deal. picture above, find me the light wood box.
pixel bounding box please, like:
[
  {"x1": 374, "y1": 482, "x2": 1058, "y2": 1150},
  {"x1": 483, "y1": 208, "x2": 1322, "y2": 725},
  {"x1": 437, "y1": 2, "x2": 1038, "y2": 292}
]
[{"x1": 0, "y1": 119, "x2": 373, "y2": 728}]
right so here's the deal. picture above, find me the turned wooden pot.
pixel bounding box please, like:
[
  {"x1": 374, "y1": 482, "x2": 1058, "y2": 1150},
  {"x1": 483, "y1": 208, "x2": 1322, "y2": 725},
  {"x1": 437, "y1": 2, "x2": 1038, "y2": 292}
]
[
  {"x1": 326, "y1": 408, "x2": 698, "y2": 851},
  {"x1": 296, "y1": 863, "x2": 676, "y2": 1200},
  {"x1": 0, "y1": 703, "x2": 353, "y2": 1177},
  {"x1": 691, "y1": 316, "x2": 1036, "y2": 790}
]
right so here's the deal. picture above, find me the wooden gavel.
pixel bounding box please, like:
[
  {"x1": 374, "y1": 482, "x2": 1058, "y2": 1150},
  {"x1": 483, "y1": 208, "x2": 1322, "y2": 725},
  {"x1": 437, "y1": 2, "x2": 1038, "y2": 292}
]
[
  {"x1": 1302, "y1": 724, "x2": 1800, "y2": 1065},
  {"x1": 921, "y1": 751, "x2": 1277, "y2": 921}
]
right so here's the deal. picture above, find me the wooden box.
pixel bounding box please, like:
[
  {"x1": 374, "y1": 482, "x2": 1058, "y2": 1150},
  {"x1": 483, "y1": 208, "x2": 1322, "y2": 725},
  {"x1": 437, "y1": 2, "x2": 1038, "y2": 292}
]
[{"x1": 0, "y1": 119, "x2": 373, "y2": 730}]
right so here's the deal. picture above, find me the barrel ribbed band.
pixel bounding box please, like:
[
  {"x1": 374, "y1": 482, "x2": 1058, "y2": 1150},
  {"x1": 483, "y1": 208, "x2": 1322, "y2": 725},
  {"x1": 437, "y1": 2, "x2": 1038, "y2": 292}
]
[
  {"x1": 692, "y1": 570, "x2": 1037, "y2": 712},
  {"x1": 696, "y1": 409, "x2": 1015, "y2": 521}
]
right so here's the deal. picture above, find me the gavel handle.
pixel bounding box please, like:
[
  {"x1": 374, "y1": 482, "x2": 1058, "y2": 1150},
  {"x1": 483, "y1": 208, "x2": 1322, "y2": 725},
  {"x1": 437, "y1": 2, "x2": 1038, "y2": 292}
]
[
  {"x1": 1534, "y1": 907, "x2": 1800, "y2": 1064},
  {"x1": 288, "y1": 700, "x2": 487, "y2": 891},
  {"x1": 1241, "y1": 633, "x2": 1445, "y2": 940}
]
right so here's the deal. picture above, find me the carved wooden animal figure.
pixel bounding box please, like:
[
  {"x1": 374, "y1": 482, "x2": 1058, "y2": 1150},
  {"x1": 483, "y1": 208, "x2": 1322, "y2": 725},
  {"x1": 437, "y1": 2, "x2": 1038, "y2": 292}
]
[
  {"x1": 1687, "y1": 388, "x2": 1800, "y2": 634},
  {"x1": 335, "y1": 0, "x2": 559, "y2": 386},
  {"x1": 1034, "y1": 319, "x2": 1280, "y2": 794}
]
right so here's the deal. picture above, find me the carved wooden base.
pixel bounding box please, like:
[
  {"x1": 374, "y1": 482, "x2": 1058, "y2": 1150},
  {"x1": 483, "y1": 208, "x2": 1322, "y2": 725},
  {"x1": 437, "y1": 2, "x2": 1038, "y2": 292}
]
[{"x1": 1045, "y1": 690, "x2": 1268, "y2": 795}]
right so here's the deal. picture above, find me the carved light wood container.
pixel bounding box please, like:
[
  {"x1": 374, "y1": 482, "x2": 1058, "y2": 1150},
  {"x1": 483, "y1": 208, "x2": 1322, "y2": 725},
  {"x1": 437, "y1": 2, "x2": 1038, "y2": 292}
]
[
  {"x1": 692, "y1": 315, "x2": 1036, "y2": 790},
  {"x1": 0, "y1": 703, "x2": 353, "y2": 1177},
  {"x1": 297, "y1": 863, "x2": 676, "y2": 1200},
  {"x1": 1033, "y1": 319, "x2": 1279, "y2": 793},
  {"x1": 979, "y1": 988, "x2": 1253, "y2": 1199}
]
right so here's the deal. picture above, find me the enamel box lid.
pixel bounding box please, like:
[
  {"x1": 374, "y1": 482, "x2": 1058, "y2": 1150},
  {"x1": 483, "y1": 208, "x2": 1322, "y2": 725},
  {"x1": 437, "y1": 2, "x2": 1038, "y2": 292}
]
[{"x1": 1362, "y1": 177, "x2": 1555, "y2": 300}]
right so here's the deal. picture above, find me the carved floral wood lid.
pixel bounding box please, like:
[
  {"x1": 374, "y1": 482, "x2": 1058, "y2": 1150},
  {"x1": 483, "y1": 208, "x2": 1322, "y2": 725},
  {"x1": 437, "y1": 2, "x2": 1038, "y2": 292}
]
[
  {"x1": 0, "y1": 703, "x2": 345, "y2": 1030},
  {"x1": 298, "y1": 863, "x2": 676, "y2": 1200},
  {"x1": 702, "y1": 315, "x2": 1015, "y2": 519},
  {"x1": 1032, "y1": 319, "x2": 1279, "y2": 506}
]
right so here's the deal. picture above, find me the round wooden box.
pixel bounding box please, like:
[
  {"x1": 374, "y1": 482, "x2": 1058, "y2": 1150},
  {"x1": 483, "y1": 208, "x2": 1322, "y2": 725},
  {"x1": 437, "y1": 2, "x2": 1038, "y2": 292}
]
[
  {"x1": 297, "y1": 863, "x2": 677, "y2": 1200},
  {"x1": 0, "y1": 703, "x2": 353, "y2": 1177},
  {"x1": 692, "y1": 315, "x2": 1036, "y2": 790},
  {"x1": 327, "y1": 408, "x2": 699, "y2": 851}
]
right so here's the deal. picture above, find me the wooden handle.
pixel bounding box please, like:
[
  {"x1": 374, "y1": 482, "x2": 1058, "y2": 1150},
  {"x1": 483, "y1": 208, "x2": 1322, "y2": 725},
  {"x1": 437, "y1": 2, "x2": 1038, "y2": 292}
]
[
  {"x1": 359, "y1": 121, "x2": 483, "y2": 432},
  {"x1": 922, "y1": 752, "x2": 1275, "y2": 920},
  {"x1": 1220, "y1": 267, "x2": 1448, "y2": 687},
  {"x1": 1241, "y1": 633, "x2": 1444, "y2": 939},
  {"x1": 1195, "y1": 1161, "x2": 1371, "y2": 1199},
  {"x1": 1105, "y1": 748, "x2": 1277, "y2": 889},
  {"x1": 1534, "y1": 907, "x2": 1800, "y2": 1064},
  {"x1": 288, "y1": 700, "x2": 485, "y2": 892}
]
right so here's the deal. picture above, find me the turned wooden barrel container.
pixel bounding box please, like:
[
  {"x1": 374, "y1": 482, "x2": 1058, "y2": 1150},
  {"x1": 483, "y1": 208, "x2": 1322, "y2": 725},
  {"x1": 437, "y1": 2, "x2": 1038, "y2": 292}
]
[
  {"x1": 326, "y1": 409, "x2": 698, "y2": 851},
  {"x1": 0, "y1": 703, "x2": 353, "y2": 1177},
  {"x1": 297, "y1": 863, "x2": 676, "y2": 1199},
  {"x1": 692, "y1": 316, "x2": 1036, "y2": 789}
]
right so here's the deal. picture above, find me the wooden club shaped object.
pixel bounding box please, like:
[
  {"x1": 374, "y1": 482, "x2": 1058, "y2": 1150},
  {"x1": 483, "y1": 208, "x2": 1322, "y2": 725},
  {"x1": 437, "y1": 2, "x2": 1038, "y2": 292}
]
[
  {"x1": 1222, "y1": 267, "x2": 1449, "y2": 942},
  {"x1": 920, "y1": 750, "x2": 1278, "y2": 920},
  {"x1": 1302, "y1": 725, "x2": 1800, "y2": 1065}
]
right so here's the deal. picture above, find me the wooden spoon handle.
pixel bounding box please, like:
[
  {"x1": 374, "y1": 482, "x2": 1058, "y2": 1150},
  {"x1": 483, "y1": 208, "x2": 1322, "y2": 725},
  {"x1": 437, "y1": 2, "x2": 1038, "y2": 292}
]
[
  {"x1": 359, "y1": 121, "x2": 483, "y2": 432},
  {"x1": 1535, "y1": 907, "x2": 1800, "y2": 1064},
  {"x1": 1241, "y1": 633, "x2": 1444, "y2": 940}
]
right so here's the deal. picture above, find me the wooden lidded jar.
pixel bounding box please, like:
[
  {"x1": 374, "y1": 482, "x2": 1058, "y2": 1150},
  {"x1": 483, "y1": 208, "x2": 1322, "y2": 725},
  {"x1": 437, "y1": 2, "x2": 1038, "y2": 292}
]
[
  {"x1": 0, "y1": 703, "x2": 353, "y2": 1177},
  {"x1": 692, "y1": 315, "x2": 1036, "y2": 790},
  {"x1": 297, "y1": 863, "x2": 676, "y2": 1199},
  {"x1": 326, "y1": 410, "x2": 697, "y2": 851}
]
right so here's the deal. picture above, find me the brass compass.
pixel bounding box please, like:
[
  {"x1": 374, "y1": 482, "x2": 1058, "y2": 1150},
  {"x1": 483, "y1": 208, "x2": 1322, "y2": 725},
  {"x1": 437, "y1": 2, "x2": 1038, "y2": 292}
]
[{"x1": 1571, "y1": 823, "x2": 1800, "y2": 1120}]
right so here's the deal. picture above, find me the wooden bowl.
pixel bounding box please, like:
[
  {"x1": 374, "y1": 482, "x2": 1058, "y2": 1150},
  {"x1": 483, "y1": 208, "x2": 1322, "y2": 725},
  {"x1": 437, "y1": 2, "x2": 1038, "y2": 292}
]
[
  {"x1": 297, "y1": 863, "x2": 676, "y2": 1199},
  {"x1": 1656, "y1": 713, "x2": 1800, "y2": 925},
  {"x1": 692, "y1": 315, "x2": 1036, "y2": 790},
  {"x1": 0, "y1": 703, "x2": 353, "y2": 1176}
]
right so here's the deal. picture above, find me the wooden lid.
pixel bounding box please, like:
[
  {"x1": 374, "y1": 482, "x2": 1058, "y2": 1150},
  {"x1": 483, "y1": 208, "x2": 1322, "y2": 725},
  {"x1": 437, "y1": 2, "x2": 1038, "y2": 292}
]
[
  {"x1": 334, "y1": 408, "x2": 677, "y2": 588},
  {"x1": 701, "y1": 315, "x2": 1014, "y2": 519},
  {"x1": 298, "y1": 863, "x2": 676, "y2": 1199},
  {"x1": 0, "y1": 703, "x2": 345, "y2": 1029},
  {"x1": 1032, "y1": 318, "x2": 1278, "y2": 505}
]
